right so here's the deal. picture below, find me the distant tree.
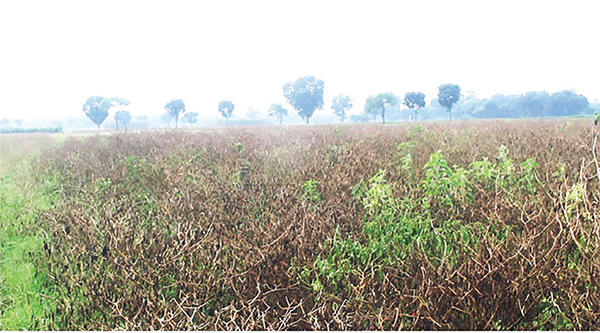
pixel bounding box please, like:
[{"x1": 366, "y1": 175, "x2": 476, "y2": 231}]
[
  {"x1": 283, "y1": 76, "x2": 324, "y2": 124},
  {"x1": 114, "y1": 110, "x2": 132, "y2": 130},
  {"x1": 0, "y1": 118, "x2": 8, "y2": 128},
  {"x1": 518, "y1": 91, "x2": 550, "y2": 117},
  {"x1": 547, "y1": 90, "x2": 590, "y2": 117},
  {"x1": 83, "y1": 96, "x2": 112, "y2": 130},
  {"x1": 331, "y1": 94, "x2": 353, "y2": 123},
  {"x1": 182, "y1": 112, "x2": 199, "y2": 126},
  {"x1": 15, "y1": 119, "x2": 23, "y2": 128},
  {"x1": 164, "y1": 99, "x2": 186, "y2": 128},
  {"x1": 160, "y1": 112, "x2": 174, "y2": 127},
  {"x1": 438, "y1": 84, "x2": 461, "y2": 121},
  {"x1": 267, "y1": 103, "x2": 288, "y2": 125},
  {"x1": 364, "y1": 92, "x2": 398, "y2": 124},
  {"x1": 403, "y1": 92, "x2": 426, "y2": 121},
  {"x1": 110, "y1": 98, "x2": 131, "y2": 131},
  {"x1": 218, "y1": 100, "x2": 235, "y2": 123},
  {"x1": 453, "y1": 92, "x2": 481, "y2": 119}
]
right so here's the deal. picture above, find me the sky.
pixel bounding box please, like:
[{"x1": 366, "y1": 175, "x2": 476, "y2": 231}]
[{"x1": 0, "y1": 0, "x2": 599, "y2": 122}]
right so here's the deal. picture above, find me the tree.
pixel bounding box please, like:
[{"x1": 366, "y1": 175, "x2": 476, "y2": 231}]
[
  {"x1": 403, "y1": 92, "x2": 426, "y2": 121},
  {"x1": 364, "y1": 92, "x2": 397, "y2": 124},
  {"x1": 218, "y1": 100, "x2": 235, "y2": 123},
  {"x1": 182, "y1": 112, "x2": 199, "y2": 126},
  {"x1": 331, "y1": 94, "x2": 353, "y2": 123},
  {"x1": 518, "y1": 91, "x2": 550, "y2": 117},
  {"x1": 110, "y1": 98, "x2": 131, "y2": 130},
  {"x1": 83, "y1": 96, "x2": 111, "y2": 130},
  {"x1": 164, "y1": 99, "x2": 186, "y2": 128},
  {"x1": 160, "y1": 113, "x2": 174, "y2": 127},
  {"x1": 114, "y1": 110, "x2": 132, "y2": 130},
  {"x1": 0, "y1": 118, "x2": 8, "y2": 128},
  {"x1": 547, "y1": 90, "x2": 590, "y2": 117},
  {"x1": 438, "y1": 84, "x2": 461, "y2": 121},
  {"x1": 283, "y1": 76, "x2": 324, "y2": 124},
  {"x1": 267, "y1": 103, "x2": 288, "y2": 125}
]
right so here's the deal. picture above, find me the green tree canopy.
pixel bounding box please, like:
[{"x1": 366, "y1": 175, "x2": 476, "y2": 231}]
[
  {"x1": 218, "y1": 100, "x2": 235, "y2": 123},
  {"x1": 267, "y1": 103, "x2": 288, "y2": 125},
  {"x1": 114, "y1": 110, "x2": 132, "y2": 130},
  {"x1": 331, "y1": 94, "x2": 353, "y2": 123},
  {"x1": 403, "y1": 92, "x2": 426, "y2": 121},
  {"x1": 164, "y1": 99, "x2": 186, "y2": 128},
  {"x1": 283, "y1": 76, "x2": 324, "y2": 124},
  {"x1": 438, "y1": 84, "x2": 461, "y2": 121},
  {"x1": 364, "y1": 92, "x2": 397, "y2": 124},
  {"x1": 83, "y1": 96, "x2": 112, "y2": 130},
  {"x1": 182, "y1": 112, "x2": 199, "y2": 126},
  {"x1": 111, "y1": 98, "x2": 131, "y2": 130}
]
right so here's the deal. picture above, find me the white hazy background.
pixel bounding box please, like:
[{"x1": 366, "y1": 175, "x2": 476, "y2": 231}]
[{"x1": 0, "y1": 0, "x2": 599, "y2": 121}]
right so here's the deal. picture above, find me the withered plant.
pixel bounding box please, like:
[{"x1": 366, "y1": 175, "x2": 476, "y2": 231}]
[{"x1": 25, "y1": 119, "x2": 599, "y2": 330}]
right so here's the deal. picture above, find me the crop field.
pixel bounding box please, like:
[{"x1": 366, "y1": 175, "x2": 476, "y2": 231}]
[{"x1": 1, "y1": 119, "x2": 599, "y2": 330}]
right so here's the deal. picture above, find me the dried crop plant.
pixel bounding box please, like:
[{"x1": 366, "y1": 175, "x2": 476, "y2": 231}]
[{"x1": 23, "y1": 120, "x2": 599, "y2": 330}]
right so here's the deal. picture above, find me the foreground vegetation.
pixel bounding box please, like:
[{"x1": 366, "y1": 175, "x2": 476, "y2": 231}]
[{"x1": 1, "y1": 119, "x2": 599, "y2": 329}]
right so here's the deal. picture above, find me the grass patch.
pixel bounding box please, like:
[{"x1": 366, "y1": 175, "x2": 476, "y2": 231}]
[{"x1": 0, "y1": 176, "x2": 56, "y2": 329}]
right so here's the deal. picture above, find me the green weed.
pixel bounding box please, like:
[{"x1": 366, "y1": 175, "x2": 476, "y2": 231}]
[{"x1": 0, "y1": 177, "x2": 57, "y2": 330}]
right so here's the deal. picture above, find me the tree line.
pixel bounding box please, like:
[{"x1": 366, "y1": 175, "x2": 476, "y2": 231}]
[{"x1": 81, "y1": 77, "x2": 596, "y2": 130}]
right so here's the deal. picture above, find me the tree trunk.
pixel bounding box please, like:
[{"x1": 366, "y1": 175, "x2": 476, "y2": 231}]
[
  {"x1": 382, "y1": 111, "x2": 386, "y2": 124},
  {"x1": 97, "y1": 123, "x2": 100, "y2": 131},
  {"x1": 175, "y1": 116, "x2": 178, "y2": 129},
  {"x1": 279, "y1": 115, "x2": 282, "y2": 125},
  {"x1": 448, "y1": 107, "x2": 452, "y2": 121}
]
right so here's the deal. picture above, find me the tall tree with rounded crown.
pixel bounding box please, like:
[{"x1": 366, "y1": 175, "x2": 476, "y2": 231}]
[
  {"x1": 114, "y1": 110, "x2": 132, "y2": 130},
  {"x1": 404, "y1": 92, "x2": 426, "y2": 121},
  {"x1": 331, "y1": 94, "x2": 353, "y2": 123},
  {"x1": 218, "y1": 100, "x2": 235, "y2": 123},
  {"x1": 267, "y1": 103, "x2": 288, "y2": 125},
  {"x1": 83, "y1": 96, "x2": 111, "y2": 130},
  {"x1": 364, "y1": 92, "x2": 397, "y2": 124},
  {"x1": 164, "y1": 99, "x2": 186, "y2": 128},
  {"x1": 283, "y1": 76, "x2": 324, "y2": 124},
  {"x1": 438, "y1": 84, "x2": 461, "y2": 121}
]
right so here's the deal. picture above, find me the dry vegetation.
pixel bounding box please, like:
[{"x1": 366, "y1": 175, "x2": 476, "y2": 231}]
[{"x1": 12, "y1": 119, "x2": 600, "y2": 329}]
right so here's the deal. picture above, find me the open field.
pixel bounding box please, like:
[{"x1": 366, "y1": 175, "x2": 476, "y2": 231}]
[
  {"x1": 0, "y1": 132, "x2": 61, "y2": 174},
  {"x1": 1, "y1": 119, "x2": 599, "y2": 329}
]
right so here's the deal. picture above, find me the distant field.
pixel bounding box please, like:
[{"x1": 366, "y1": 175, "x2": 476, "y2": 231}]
[
  {"x1": 0, "y1": 132, "x2": 61, "y2": 174},
  {"x1": 0, "y1": 119, "x2": 599, "y2": 330}
]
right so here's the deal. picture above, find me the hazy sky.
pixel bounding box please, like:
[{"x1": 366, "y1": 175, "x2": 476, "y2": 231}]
[{"x1": 1, "y1": 0, "x2": 599, "y2": 121}]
